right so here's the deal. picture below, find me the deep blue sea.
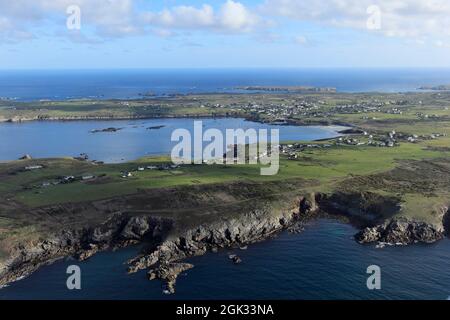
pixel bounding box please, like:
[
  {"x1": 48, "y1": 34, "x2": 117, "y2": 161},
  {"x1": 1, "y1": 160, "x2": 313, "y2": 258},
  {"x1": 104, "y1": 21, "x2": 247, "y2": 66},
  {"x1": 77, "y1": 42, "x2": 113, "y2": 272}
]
[
  {"x1": 1, "y1": 69, "x2": 450, "y2": 300},
  {"x1": 1, "y1": 68, "x2": 450, "y2": 101}
]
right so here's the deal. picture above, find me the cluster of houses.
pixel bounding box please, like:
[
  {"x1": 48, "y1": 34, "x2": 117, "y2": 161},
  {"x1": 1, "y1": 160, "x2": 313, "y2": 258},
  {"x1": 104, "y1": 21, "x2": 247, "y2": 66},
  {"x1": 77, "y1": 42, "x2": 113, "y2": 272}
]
[
  {"x1": 206, "y1": 96, "x2": 419, "y2": 123},
  {"x1": 121, "y1": 164, "x2": 181, "y2": 178},
  {"x1": 334, "y1": 129, "x2": 446, "y2": 149},
  {"x1": 279, "y1": 127, "x2": 443, "y2": 159},
  {"x1": 25, "y1": 174, "x2": 97, "y2": 191},
  {"x1": 280, "y1": 134, "x2": 399, "y2": 154},
  {"x1": 416, "y1": 112, "x2": 441, "y2": 120},
  {"x1": 24, "y1": 165, "x2": 44, "y2": 171},
  {"x1": 209, "y1": 99, "x2": 323, "y2": 120},
  {"x1": 384, "y1": 130, "x2": 447, "y2": 144},
  {"x1": 330, "y1": 100, "x2": 413, "y2": 116},
  {"x1": 280, "y1": 143, "x2": 333, "y2": 159}
]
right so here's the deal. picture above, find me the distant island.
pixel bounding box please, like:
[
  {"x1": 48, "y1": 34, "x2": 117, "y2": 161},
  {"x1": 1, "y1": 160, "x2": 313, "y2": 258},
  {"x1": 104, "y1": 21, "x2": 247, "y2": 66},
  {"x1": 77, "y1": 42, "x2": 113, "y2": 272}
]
[
  {"x1": 418, "y1": 85, "x2": 450, "y2": 91},
  {"x1": 236, "y1": 86, "x2": 337, "y2": 93}
]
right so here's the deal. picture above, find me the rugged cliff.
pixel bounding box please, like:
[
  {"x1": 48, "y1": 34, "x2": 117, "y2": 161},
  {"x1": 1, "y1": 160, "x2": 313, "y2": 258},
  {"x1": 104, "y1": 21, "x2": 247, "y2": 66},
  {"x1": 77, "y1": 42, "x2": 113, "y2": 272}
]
[
  {"x1": 0, "y1": 187, "x2": 448, "y2": 292},
  {"x1": 0, "y1": 182, "x2": 313, "y2": 289}
]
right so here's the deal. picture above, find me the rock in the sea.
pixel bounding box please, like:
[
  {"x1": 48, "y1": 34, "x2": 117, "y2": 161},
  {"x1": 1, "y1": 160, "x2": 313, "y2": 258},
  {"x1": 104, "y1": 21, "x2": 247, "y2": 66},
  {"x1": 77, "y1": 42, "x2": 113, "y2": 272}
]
[
  {"x1": 232, "y1": 256, "x2": 242, "y2": 264},
  {"x1": 147, "y1": 262, "x2": 194, "y2": 294},
  {"x1": 228, "y1": 254, "x2": 242, "y2": 264},
  {"x1": 356, "y1": 226, "x2": 381, "y2": 243},
  {"x1": 90, "y1": 127, "x2": 122, "y2": 133},
  {"x1": 356, "y1": 218, "x2": 443, "y2": 245}
]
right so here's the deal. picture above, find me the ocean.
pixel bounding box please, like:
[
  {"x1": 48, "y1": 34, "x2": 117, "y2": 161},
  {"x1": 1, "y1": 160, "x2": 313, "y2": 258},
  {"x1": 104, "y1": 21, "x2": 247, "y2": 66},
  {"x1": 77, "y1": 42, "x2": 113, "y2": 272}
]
[{"x1": 2, "y1": 68, "x2": 450, "y2": 101}]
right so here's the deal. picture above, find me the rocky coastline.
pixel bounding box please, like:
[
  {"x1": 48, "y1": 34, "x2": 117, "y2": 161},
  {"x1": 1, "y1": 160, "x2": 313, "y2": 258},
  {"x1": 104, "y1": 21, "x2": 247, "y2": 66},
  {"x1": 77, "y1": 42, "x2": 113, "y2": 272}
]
[
  {"x1": 0, "y1": 113, "x2": 353, "y2": 130},
  {"x1": 0, "y1": 189, "x2": 315, "y2": 290},
  {"x1": 0, "y1": 191, "x2": 448, "y2": 293}
]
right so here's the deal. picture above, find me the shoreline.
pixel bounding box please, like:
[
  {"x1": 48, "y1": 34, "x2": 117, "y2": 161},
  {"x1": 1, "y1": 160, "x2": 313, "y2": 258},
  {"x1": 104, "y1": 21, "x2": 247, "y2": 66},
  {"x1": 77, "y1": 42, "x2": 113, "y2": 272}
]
[
  {"x1": 0, "y1": 117, "x2": 349, "y2": 165},
  {"x1": 0, "y1": 113, "x2": 354, "y2": 130}
]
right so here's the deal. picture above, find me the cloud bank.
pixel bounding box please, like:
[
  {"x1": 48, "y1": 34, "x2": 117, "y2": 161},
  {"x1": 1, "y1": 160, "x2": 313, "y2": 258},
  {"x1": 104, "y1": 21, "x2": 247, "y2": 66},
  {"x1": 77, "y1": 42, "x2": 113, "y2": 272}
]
[
  {"x1": 0, "y1": 0, "x2": 261, "y2": 42},
  {"x1": 262, "y1": 0, "x2": 450, "y2": 44},
  {"x1": 1, "y1": 0, "x2": 450, "y2": 46}
]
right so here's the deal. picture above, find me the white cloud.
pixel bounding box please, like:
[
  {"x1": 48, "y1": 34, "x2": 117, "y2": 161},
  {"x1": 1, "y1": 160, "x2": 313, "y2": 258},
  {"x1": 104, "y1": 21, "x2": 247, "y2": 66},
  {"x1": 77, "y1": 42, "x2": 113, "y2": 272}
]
[
  {"x1": 262, "y1": 0, "x2": 450, "y2": 42},
  {"x1": 3, "y1": 0, "x2": 449, "y2": 47},
  {"x1": 152, "y1": 28, "x2": 176, "y2": 38},
  {"x1": 0, "y1": 0, "x2": 139, "y2": 41},
  {"x1": 143, "y1": 4, "x2": 215, "y2": 29},
  {"x1": 142, "y1": 1, "x2": 260, "y2": 33},
  {"x1": 220, "y1": 0, "x2": 259, "y2": 31},
  {"x1": 0, "y1": 0, "x2": 262, "y2": 42}
]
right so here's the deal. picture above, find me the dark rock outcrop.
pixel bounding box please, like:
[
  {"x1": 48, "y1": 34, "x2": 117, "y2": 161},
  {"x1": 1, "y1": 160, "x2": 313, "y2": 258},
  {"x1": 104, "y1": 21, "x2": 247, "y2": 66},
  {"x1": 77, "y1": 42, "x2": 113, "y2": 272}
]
[
  {"x1": 317, "y1": 192, "x2": 401, "y2": 226},
  {"x1": 443, "y1": 209, "x2": 450, "y2": 237},
  {"x1": 299, "y1": 193, "x2": 319, "y2": 215},
  {"x1": 230, "y1": 255, "x2": 242, "y2": 264},
  {"x1": 126, "y1": 206, "x2": 309, "y2": 292},
  {"x1": 0, "y1": 214, "x2": 173, "y2": 287},
  {"x1": 148, "y1": 262, "x2": 194, "y2": 294},
  {"x1": 355, "y1": 218, "x2": 444, "y2": 245}
]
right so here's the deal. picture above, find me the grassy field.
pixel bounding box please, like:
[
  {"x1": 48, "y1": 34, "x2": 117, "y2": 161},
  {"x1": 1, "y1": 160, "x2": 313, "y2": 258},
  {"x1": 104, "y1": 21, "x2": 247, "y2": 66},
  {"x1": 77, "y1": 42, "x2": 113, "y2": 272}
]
[{"x1": 2, "y1": 140, "x2": 449, "y2": 212}]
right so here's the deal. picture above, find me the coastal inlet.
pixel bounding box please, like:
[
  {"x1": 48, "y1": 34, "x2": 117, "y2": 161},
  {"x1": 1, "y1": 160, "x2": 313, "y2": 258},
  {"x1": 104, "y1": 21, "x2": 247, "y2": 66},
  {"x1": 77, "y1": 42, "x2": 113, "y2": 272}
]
[{"x1": 0, "y1": 118, "x2": 347, "y2": 163}]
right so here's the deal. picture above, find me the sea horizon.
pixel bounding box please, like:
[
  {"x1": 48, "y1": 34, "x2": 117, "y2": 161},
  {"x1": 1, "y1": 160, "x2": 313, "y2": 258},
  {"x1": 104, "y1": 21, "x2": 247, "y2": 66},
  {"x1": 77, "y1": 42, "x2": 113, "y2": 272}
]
[{"x1": 2, "y1": 67, "x2": 450, "y2": 102}]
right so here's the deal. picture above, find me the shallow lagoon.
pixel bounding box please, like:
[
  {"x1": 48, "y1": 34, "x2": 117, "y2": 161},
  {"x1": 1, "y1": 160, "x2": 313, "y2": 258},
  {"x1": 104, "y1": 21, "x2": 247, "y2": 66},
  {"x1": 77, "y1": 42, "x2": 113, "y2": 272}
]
[{"x1": 0, "y1": 118, "x2": 346, "y2": 162}]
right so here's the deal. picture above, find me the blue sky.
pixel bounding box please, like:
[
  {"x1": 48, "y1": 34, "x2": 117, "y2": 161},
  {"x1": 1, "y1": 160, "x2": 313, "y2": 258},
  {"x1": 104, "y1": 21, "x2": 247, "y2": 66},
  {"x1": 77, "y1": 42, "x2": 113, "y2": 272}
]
[{"x1": 1, "y1": 0, "x2": 450, "y2": 69}]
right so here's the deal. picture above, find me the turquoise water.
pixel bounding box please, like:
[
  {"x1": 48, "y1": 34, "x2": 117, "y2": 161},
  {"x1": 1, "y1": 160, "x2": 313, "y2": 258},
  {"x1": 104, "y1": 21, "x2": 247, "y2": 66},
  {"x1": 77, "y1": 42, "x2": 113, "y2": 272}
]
[{"x1": 1, "y1": 220, "x2": 449, "y2": 300}]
